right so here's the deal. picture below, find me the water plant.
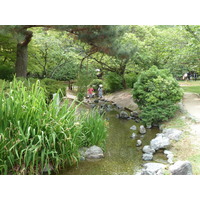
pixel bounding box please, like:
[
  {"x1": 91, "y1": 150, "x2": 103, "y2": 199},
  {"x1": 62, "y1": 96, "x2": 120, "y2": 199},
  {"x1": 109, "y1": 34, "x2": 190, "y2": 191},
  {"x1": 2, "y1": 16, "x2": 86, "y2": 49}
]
[
  {"x1": 80, "y1": 109, "x2": 108, "y2": 149},
  {"x1": 0, "y1": 78, "x2": 107, "y2": 174}
]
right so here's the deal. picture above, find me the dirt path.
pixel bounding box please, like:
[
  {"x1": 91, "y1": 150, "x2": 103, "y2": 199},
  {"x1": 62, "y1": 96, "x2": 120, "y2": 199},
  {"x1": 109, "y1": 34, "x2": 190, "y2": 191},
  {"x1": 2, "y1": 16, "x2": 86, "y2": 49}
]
[{"x1": 183, "y1": 92, "x2": 200, "y2": 122}]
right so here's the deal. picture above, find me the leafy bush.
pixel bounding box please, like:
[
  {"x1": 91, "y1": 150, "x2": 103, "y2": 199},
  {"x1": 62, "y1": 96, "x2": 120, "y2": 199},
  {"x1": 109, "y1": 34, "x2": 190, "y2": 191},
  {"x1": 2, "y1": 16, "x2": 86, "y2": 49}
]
[
  {"x1": 40, "y1": 78, "x2": 66, "y2": 100},
  {"x1": 104, "y1": 72, "x2": 123, "y2": 93},
  {"x1": 0, "y1": 78, "x2": 107, "y2": 174},
  {"x1": 133, "y1": 66, "x2": 183, "y2": 125},
  {"x1": 0, "y1": 65, "x2": 14, "y2": 81}
]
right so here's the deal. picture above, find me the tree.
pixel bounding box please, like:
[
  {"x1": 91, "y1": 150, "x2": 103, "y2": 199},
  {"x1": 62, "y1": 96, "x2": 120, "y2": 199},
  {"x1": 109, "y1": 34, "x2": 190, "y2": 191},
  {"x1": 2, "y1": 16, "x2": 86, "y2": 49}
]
[{"x1": 0, "y1": 25, "x2": 125, "y2": 78}]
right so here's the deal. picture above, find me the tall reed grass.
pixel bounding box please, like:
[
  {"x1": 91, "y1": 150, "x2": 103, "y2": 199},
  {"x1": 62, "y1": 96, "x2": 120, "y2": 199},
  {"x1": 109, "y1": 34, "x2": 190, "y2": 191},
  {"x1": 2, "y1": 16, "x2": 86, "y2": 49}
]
[
  {"x1": 0, "y1": 78, "x2": 107, "y2": 174},
  {"x1": 80, "y1": 109, "x2": 108, "y2": 149}
]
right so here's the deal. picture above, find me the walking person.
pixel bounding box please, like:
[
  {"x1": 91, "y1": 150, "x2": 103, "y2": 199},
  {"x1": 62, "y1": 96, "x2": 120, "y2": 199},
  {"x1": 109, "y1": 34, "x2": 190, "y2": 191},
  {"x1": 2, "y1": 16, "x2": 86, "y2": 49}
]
[
  {"x1": 87, "y1": 86, "x2": 94, "y2": 103},
  {"x1": 98, "y1": 84, "x2": 103, "y2": 99}
]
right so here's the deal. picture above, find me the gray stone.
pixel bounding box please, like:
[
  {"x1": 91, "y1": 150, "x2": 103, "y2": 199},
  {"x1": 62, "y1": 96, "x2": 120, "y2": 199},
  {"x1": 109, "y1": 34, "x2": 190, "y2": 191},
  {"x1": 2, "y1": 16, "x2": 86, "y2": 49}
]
[
  {"x1": 164, "y1": 150, "x2": 174, "y2": 164},
  {"x1": 85, "y1": 145, "x2": 104, "y2": 159},
  {"x1": 130, "y1": 133, "x2": 136, "y2": 139},
  {"x1": 139, "y1": 125, "x2": 146, "y2": 134},
  {"x1": 150, "y1": 134, "x2": 170, "y2": 150},
  {"x1": 146, "y1": 124, "x2": 152, "y2": 129},
  {"x1": 136, "y1": 140, "x2": 142, "y2": 147},
  {"x1": 143, "y1": 145, "x2": 155, "y2": 154},
  {"x1": 169, "y1": 161, "x2": 193, "y2": 175},
  {"x1": 141, "y1": 163, "x2": 166, "y2": 175},
  {"x1": 162, "y1": 128, "x2": 183, "y2": 141},
  {"x1": 130, "y1": 111, "x2": 139, "y2": 117},
  {"x1": 142, "y1": 153, "x2": 153, "y2": 161},
  {"x1": 119, "y1": 111, "x2": 129, "y2": 119},
  {"x1": 130, "y1": 125, "x2": 137, "y2": 131}
]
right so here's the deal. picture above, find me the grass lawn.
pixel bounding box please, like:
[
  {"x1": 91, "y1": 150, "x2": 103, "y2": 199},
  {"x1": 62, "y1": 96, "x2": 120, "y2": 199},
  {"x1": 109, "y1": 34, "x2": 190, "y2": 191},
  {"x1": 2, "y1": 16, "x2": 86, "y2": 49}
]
[{"x1": 182, "y1": 86, "x2": 200, "y2": 94}]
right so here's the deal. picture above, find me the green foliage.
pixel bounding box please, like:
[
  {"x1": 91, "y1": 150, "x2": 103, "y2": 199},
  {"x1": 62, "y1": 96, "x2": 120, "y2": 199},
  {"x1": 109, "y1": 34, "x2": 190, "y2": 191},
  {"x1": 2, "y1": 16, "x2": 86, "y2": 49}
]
[
  {"x1": 0, "y1": 78, "x2": 107, "y2": 174},
  {"x1": 140, "y1": 101, "x2": 179, "y2": 125},
  {"x1": 124, "y1": 72, "x2": 138, "y2": 88},
  {"x1": 89, "y1": 79, "x2": 103, "y2": 91},
  {"x1": 104, "y1": 72, "x2": 123, "y2": 93},
  {"x1": 40, "y1": 78, "x2": 66, "y2": 100},
  {"x1": 0, "y1": 65, "x2": 14, "y2": 81},
  {"x1": 80, "y1": 109, "x2": 108, "y2": 149},
  {"x1": 77, "y1": 70, "x2": 95, "y2": 101},
  {"x1": 133, "y1": 66, "x2": 183, "y2": 125}
]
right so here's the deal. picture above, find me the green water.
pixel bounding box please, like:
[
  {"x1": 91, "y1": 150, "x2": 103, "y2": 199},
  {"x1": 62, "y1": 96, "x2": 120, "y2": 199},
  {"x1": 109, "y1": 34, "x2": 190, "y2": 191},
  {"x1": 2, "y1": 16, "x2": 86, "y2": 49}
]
[{"x1": 59, "y1": 109, "x2": 161, "y2": 175}]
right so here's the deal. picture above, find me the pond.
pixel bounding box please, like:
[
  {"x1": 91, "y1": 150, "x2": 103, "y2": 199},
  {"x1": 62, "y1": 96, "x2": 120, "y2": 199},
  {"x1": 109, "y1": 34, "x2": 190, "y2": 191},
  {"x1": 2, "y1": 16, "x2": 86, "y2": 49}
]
[{"x1": 58, "y1": 101, "x2": 162, "y2": 175}]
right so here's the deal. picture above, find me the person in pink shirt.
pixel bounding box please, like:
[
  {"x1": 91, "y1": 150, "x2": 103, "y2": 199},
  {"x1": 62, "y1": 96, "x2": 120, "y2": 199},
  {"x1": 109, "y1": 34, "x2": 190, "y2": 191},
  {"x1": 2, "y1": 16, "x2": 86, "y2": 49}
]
[{"x1": 87, "y1": 86, "x2": 94, "y2": 102}]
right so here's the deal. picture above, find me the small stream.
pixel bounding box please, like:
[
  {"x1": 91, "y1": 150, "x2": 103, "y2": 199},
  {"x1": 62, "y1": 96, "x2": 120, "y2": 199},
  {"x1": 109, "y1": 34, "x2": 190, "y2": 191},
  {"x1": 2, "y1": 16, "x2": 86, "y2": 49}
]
[{"x1": 58, "y1": 101, "x2": 163, "y2": 175}]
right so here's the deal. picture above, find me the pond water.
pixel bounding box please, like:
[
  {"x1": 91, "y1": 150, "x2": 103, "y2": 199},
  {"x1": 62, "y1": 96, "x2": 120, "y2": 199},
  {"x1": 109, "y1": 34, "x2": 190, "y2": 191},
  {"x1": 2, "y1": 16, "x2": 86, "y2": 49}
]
[{"x1": 58, "y1": 102, "x2": 162, "y2": 175}]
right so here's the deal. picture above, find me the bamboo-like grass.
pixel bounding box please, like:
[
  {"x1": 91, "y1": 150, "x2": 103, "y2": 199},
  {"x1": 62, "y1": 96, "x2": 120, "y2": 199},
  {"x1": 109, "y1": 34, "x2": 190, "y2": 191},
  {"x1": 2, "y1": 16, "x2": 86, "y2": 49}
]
[{"x1": 0, "y1": 78, "x2": 107, "y2": 174}]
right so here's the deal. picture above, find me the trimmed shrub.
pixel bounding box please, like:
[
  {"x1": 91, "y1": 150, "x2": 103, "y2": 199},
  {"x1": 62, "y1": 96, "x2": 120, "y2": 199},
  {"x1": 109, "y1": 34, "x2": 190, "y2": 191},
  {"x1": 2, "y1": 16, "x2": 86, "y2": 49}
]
[{"x1": 133, "y1": 66, "x2": 183, "y2": 125}]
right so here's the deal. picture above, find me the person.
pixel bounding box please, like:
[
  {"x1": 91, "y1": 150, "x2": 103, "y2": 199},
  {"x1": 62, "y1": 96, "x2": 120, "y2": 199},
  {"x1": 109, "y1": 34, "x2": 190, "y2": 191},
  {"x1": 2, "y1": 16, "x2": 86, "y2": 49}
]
[
  {"x1": 98, "y1": 84, "x2": 103, "y2": 98},
  {"x1": 87, "y1": 86, "x2": 94, "y2": 102},
  {"x1": 187, "y1": 72, "x2": 191, "y2": 81},
  {"x1": 182, "y1": 73, "x2": 187, "y2": 80},
  {"x1": 194, "y1": 72, "x2": 198, "y2": 81}
]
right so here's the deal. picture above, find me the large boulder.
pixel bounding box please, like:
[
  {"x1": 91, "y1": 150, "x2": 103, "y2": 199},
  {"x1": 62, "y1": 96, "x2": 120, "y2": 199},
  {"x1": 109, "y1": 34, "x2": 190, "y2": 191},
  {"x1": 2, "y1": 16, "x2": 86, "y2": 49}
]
[
  {"x1": 142, "y1": 153, "x2": 153, "y2": 161},
  {"x1": 85, "y1": 145, "x2": 104, "y2": 159},
  {"x1": 119, "y1": 111, "x2": 129, "y2": 119},
  {"x1": 143, "y1": 145, "x2": 155, "y2": 154},
  {"x1": 150, "y1": 134, "x2": 170, "y2": 150},
  {"x1": 162, "y1": 128, "x2": 183, "y2": 141},
  {"x1": 169, "y1": 161, "x2": 193, "y2": 175},
  {"x1": 139, "y1": 125, "x2": 146, "y2": 134},
  {"x1": 141, "y1": 163, "x2": 166, "y2": 175}
]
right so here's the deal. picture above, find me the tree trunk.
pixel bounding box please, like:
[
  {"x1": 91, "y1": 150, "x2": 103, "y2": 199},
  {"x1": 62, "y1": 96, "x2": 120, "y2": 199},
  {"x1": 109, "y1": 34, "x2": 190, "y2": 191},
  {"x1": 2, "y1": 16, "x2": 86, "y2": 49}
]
[{"x1": 15, "y1": 30, "x2": 33, "y2": 78}]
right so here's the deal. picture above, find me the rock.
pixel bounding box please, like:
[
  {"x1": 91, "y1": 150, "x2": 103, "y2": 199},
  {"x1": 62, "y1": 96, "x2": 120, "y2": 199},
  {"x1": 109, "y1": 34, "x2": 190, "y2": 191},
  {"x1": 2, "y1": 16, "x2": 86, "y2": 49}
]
[
  {"x1": 130, "y1": 133, "x2": 136, "y2": 139},
  {"x1": 116, "y1": 104, "x2": 123, "y2": 110},
  {"x1": 143, "y1": 145, "x2": 155, "y2": 154},
  {"x1": 159, "y1": 124, "x2": 165, "y2": 131},
  {"x1": 90, "y1": 104, "x2": 96, "y2": 109},
  {"x1": 116, "y1": 114, "x2": 120, "y2": 118},
  {"x1": 142, "y1": 153, "x2": 153, "y2": 161},
  {"x1": 136, "y1": 140, "x2": 142, "y2": 147},
  {"x1": 85, "y1": 145, "x2": 104, "y2": 159},
  {"x1": 94, "y1": 99, "x2": 99, "y2": 103},
  {"x1": 146, "y1": 124, "x2": 152, "y2": 129},
  {"x1": 139, "y1": 125, "x2": 146, "y2": 134},
  {"x1": 162, "y1": 128, "x2": 183, "y2": 141},
  {"x1": 42, "y1": 163, "x2": 54, "y2": 173},
  {"x1": 164, "y1": 150, "x2": 174, "y2": 164},
  {"x1": 150, "y1": 134, "x2": 171, "y2": 150},
  {"x1": 134, "y1": 118, "x2": 140, "y2": 123},
  {"x1": 119, "y1": 111, "x2": 129, "y2": 119},
  {"x1": 169, "y1": 161, "x2": 193, "y2": 175},
  {"x1": 141, "y1": 163, "x2": 166, "y2": 175},
  {"x1": 130, "y1": 111, "x2": 139, "y2": 117},
  {"x1": 130, "y1": 125, "x2": 137, "y2": 131}
]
